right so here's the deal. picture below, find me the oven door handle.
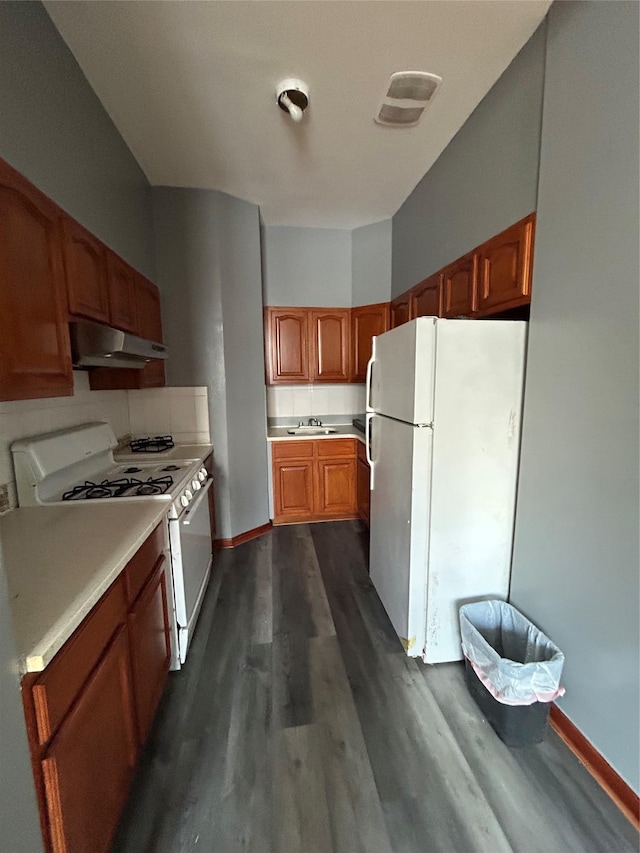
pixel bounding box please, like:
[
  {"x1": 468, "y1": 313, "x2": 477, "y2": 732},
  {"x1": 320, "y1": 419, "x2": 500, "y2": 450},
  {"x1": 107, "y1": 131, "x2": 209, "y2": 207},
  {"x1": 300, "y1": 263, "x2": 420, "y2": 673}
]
[{"x1": 181, "y1": 478, "x2": 213, "y2": 525}]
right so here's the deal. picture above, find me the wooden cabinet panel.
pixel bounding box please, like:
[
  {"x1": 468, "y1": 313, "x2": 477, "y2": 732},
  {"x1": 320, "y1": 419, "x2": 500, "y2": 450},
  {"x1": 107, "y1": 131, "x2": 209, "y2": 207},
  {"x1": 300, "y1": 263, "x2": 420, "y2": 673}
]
[
  {"x1": 442, "y1": 252, "x2": 479, "y2": 318},
  {"x1": 41, "y1": 627, "x2": 137, "y2": 853},
  {"x1": 410, "y1": 274, "x2": 442, "y2": 319},
  {"x1": 265, "y1": 308, "x2": 310, "y2": 383},
  {"x1": 32, "y1": 579, "x2": 126, "y2": 746},
  {"x1": 273, "y1": 459, "x2": 315, "y2": 522},
  {"x1": 357, "y1": 443, "x2": 370, "y2": 526},
  {"x1": 316, "y1": 438, "x2": 356, "y2": 458},
  {"x1": 0, "y1": 159, "x2": 73, "y2": 402},
  {"x1": 127, "y1": 564, "x2": 171, "y2": 745},
  {"x1": 476, "y1": 214, "x2": 535, "y2": 316},
  {"x1": 61, "y1": 217, "x2": 110, "y2": 323},
  {"x1": 351, "y1": 302, "x2": 389, "y2": 382},
  {"x1": 124, "y1": 522, "x2": 165, "y2": 606},
  {"x1": 390, "y1": 294, "x2": 411, "y2": 329},
  {"x1": 273, "y1": 441, "x2": 314, "y2": 460},
  {"x1": 315, "y1": 458, "x2": 357, "y2": 518},
  {"x1": 310, "y1": 309, "x2": 350, "y2": 382},
  {"x1": 106, "y1": 252, "x2": 137, "y2": 333}
]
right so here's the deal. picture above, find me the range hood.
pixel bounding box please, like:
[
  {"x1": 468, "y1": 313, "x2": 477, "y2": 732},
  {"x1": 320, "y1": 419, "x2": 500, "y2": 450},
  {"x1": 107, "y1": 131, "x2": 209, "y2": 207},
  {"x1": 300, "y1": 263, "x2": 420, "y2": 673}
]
[{"x1": 70, "y1": 320, "x2": 168, "y2": 369}]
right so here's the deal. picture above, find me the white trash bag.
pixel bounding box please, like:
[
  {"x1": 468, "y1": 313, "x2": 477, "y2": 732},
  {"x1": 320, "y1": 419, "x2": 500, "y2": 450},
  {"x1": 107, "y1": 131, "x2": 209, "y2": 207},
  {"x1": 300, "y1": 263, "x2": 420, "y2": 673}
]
[{"x1": 459, "y1": 601, "x2": 565, "y2": 706}]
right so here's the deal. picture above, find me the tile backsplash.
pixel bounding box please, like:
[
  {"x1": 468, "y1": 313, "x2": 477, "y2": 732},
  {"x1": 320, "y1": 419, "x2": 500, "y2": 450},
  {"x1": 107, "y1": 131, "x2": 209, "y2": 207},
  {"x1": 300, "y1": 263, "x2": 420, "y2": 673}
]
[
  {"x1": 0, "y1": 373, "x2": 210, "y2": 513},
  {"x1": 127, "y1": 387, "x2": 210, "y2": 444},
  {"x1": 266, "y1": 384, "x2": 366, "y2": 420}
]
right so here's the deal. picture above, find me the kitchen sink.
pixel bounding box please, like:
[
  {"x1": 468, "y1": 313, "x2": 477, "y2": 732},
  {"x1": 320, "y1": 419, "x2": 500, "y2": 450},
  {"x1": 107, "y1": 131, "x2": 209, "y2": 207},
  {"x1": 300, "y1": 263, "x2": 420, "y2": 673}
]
[{"x1": 286, "y1": 427, "x2": 338, "y2": 435}]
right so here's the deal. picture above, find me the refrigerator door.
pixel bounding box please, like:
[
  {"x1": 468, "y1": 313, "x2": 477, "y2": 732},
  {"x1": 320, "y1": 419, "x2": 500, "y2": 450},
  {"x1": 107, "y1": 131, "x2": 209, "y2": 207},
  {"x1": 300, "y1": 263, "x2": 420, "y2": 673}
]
[
  {"x1": 369, "y1": 414, "x2": 433, "y2": 655},
  {"x1": 367, "y1": 317, "x2": 437, "y2": 425}
]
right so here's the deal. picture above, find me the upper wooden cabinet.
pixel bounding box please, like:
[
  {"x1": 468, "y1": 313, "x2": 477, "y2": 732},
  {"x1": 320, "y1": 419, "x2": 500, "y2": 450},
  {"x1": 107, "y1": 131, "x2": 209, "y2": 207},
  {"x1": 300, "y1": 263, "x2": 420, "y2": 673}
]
[
  {"x1": 106, "y1": 252, "x2": 137, "y2": 333},
  {"x1": 61, "y1": 217, "x2": 110, "y2": 324},
  {"x1": 476, "y1": 214, "x2": 535, "y2": 316},
  {"x1": 0, "y1": 159, "x2": 73, "y2": 402},
  {"x1": 410, "y1": 273, "x2": 442, "y2": 319},
  {"x1": 265, "y1": 307, "x2": 310, "y2": 383},
  {"x1": 390, "y1": 293, "x2": 411, "y2": 329},
  {"x1": 351, "y1": 302, "x2": 390, "y2": 382},
  {"x1": 310, "y1": 309, "x2": 350, "y2": 382},
  {"x1": 442, "y1": 251, "x2": 479, "y2": 318}
]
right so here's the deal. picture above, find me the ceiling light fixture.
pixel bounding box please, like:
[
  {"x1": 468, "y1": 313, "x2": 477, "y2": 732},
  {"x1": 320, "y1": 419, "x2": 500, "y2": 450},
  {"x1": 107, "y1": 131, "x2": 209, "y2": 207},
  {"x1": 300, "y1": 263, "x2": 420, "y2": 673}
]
[{"x1": 276, "y1": 78, "x2": 309, "y2": 123}]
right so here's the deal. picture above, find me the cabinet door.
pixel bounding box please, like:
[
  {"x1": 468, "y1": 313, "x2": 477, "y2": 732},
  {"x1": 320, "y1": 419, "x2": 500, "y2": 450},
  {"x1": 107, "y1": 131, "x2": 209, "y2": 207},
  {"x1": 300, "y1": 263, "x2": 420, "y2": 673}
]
[
  {"x1": 61, "y1": 217, "x2": 110, "y2": 323},
  {"x1": 390, "y1": 293, "x2": 411, "y2": 328},
  {"x1": 265, "y1": 307, "x2": 310, "y2": 384},
  {"x1": 0, "y1": 160, "x2": 73, "y2": 401},
  {"x1": 273, "y1": 459, "x2": 314, "y2": 523},
  {"x1": 127, "y1": 563, "x2": 171, "y2": 745},
  {"x1": 442, "y1": 252, "x2": 479, "y2": 318},
  {"x1": 315, "y1": 458, "x2": 357, "y2": 519},
  {"x1": 135, "y1": 276, "x2": 165, "y2": 388},
  {"x1": 410, "y1": 274, "x2": 442, "y2": 319},
  {"x1": 476, "y1": 214, "x2": 535, "y2": 315},
  {"x1": 311, "y1": 309, "x2": 350, "y2": 382},
  {"x1": 356, "y1": 445, "x2": 370, "y2": 525},
  {"x1": 107, "y1": 252, "x2": 137, "y2": 333},
  {"x1": 351, "y1": 302, "x2": 390, "y2": 382},
  {"x1": 41, "y1": 627, "x2": 137, "y2": 853}
]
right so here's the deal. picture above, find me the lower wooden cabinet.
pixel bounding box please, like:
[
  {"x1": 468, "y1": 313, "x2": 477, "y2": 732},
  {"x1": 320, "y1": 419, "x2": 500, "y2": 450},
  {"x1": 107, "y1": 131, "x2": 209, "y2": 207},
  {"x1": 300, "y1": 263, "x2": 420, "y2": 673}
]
[
  {"x1": 272, "y1": 439, "x2": 358, "y2": 524},
  {"x1": 356, "y1": 442, "x2": 370, "y2": 526},
  {"x1": 22, "y1": 523, "x2": 170, "y2": 853},
  {"x1": 41, "y1": 627, "x2": 137, "y2": 853}
]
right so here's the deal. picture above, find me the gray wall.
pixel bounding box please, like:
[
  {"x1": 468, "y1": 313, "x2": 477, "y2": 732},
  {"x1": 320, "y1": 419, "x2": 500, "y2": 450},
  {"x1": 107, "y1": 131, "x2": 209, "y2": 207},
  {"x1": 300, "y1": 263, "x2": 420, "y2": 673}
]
[
  {"x1": 0, "y1": 1, "x2": 154, "y2": 277},
  {"x1": 510, "y1": 0, "x2": 639, "y2": 793},
  {"x1": 391, "y1": 23, "x2": 545, "y2": 297},
  {"x1": 352, "y1": 219, "x2": 392, "y2": 306},
  {"x1": 0, "y1": 546, "x2": 43, "y2": 852},
  {"x1": 152, "y1": 188, "x2": 270, "y2": 540},
  {"x1": 262, "y1": 226, "x2": 352, "y2": 306}
]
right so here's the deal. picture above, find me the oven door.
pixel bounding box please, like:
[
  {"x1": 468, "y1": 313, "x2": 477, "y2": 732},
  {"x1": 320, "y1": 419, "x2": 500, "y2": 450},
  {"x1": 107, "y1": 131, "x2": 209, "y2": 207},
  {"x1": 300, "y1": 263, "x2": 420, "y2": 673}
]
[{"x1": 168, "y1": 479, "x2": 214, "y2": 663}]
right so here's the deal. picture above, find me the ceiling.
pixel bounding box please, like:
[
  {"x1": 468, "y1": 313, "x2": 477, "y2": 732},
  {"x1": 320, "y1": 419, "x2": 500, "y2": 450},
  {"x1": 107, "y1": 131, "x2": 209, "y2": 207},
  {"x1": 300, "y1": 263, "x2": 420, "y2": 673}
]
[{"x1": 45, "y1": 1, "x2": 551, "y2": 229}]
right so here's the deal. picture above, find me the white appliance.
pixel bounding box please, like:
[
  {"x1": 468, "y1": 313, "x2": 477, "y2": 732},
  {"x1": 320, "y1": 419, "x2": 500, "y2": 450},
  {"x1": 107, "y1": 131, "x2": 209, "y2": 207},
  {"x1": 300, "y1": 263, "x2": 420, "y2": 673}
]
[
  {"x1": 365, "y1": 317, "x2": 526, "y2": 664},
  {"x1": 11, "y1": 423, "x2": 214, "y2": 669}
]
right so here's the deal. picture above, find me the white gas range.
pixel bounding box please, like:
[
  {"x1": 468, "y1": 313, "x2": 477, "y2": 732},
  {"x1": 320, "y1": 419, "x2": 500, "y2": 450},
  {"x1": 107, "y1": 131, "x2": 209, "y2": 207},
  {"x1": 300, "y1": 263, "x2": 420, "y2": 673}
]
[{"x1": 11, "y1": 422, "x2": 214, "y2": 669}]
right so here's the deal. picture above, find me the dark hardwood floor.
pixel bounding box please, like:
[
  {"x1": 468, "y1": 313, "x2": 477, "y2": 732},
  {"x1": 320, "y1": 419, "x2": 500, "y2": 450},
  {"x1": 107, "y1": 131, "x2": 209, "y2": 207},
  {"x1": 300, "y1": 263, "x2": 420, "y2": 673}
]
[{"x1": 112, "y1": 521, "x2": 639, "y2": 853}]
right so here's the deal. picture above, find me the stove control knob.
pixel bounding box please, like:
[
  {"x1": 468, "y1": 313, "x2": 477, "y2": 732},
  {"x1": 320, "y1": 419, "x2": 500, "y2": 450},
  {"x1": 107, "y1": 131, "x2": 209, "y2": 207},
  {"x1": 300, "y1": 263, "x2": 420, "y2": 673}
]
[
  {"x1": 197, "y1": 468, "x2": 207, "y2": 482},
  {"x1": 185, "y1": 489, "x2": 193, "y2": 502},
  {"x1": 180, "y1": 494, "x2": 189, "y2": 508},
  {"x1": 192, "y1": 479, "x2": 201, "y2": 491}
]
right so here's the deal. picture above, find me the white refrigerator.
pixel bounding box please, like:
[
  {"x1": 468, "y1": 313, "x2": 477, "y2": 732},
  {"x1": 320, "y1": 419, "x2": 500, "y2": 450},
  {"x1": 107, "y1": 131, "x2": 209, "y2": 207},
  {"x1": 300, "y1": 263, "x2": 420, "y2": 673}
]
[{"x1": 365, "y1": 317, "x2": 526, "y2": 664}]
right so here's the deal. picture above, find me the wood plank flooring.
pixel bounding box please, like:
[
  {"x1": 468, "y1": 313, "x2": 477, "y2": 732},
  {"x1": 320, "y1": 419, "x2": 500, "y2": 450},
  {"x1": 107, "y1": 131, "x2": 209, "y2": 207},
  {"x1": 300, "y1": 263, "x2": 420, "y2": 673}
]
[{"x1": 111, "y1": 522, "x2": 639, "y2": 853}]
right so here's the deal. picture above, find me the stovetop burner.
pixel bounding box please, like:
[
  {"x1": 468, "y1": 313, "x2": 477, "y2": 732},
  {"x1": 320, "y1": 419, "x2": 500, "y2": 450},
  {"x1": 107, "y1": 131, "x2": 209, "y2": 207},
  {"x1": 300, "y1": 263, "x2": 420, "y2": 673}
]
[
  {"x1": 161, "y1": 464, "x2": 180, "y2": 472},
  {"x1": 124, "y1": 466, "x2": 143, "y2": 473},
  {"x1": 61, "y1": 474, "x2": 174, "y2": 501},
  {"x1": 129, "y1": 435, "x2": 175, "y2": 453}
]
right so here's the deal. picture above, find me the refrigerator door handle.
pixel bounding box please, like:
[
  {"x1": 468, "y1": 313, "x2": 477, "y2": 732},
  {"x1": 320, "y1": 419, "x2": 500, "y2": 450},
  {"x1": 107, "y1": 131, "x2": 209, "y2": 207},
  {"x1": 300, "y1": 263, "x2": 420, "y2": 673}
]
[
  {"x1": 366, "y1": 412, "x2": 375, "y2": 490},
  {"x1": 365, "y1": 338, "x2": 376, "y2": 412}
]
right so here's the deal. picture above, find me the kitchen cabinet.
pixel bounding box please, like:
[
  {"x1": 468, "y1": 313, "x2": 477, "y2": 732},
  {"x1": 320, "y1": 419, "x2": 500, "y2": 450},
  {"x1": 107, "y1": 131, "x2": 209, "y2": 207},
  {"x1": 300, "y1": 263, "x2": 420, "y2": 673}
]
[
  {"x1": 310, "y1": 309, "x2": 351, "y2": 382},
  {"x1": 265, "y1": 307, "x2": 310, "y2": 383},
  {"x1": 351, "y1": 302, "x2": 390, "y2": 382},
  {"x1": 410, "y1": 273, "x2": 442, "y2": 319},
  {"x1": 441, "y1": 251, "x2": 479, "y2": 318},
  {"x1": 356, "y1": 441, "x2": 370, "y2": 526},
  {"x1": 272, "y1": 439, "x2": 357, "y2": 524},
  {"x1": 390, "y1": 293, "x2": 411, "y2": 328},
  {"x1": 22, "y1": 523, "x2": 170, "y2": 853},
  {"x1": 61, "y1": 216, "x2": 110, "y2": 324},
  {"x1": 0, "y1": 158, "x2": 73, "y2": 402},
  {"x1": 475, "y1": 213, "x2": 535, "y2": 316},
  {"x1": 106, "y1": 251, "x2": 137, "y2": 333}
]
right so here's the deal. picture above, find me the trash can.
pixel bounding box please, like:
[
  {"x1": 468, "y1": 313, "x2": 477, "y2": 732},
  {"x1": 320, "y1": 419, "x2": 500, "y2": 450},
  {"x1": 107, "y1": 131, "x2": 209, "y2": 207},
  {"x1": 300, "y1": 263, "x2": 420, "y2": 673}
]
[{"x1": 459, "y1": 601, "x2": 565, "y2": 748}]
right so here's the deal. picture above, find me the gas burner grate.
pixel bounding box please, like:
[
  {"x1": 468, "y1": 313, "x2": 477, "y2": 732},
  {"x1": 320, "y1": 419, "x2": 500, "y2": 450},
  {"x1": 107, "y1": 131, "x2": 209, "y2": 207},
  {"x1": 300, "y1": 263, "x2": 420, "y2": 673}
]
[
  {"x1": 62, "y1": 474, "x2": 174, "y2": 501},
  {"x1": 129, "y1": 435, "x2": 175, "y2": 453}
]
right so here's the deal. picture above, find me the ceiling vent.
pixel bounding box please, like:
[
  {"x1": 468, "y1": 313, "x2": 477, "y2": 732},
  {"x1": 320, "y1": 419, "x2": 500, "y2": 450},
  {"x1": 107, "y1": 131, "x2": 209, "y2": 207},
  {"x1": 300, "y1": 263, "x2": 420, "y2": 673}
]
[{"x1": 375, "y1": 71, "x2": 442, "y2": 128}]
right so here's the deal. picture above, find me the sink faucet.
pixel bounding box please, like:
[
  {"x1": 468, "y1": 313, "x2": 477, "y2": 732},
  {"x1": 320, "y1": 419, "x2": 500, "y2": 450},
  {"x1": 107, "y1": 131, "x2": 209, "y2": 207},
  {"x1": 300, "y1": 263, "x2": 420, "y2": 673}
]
[{"x1": 308, "y1": 417, "x2": 322, "y2": 427}]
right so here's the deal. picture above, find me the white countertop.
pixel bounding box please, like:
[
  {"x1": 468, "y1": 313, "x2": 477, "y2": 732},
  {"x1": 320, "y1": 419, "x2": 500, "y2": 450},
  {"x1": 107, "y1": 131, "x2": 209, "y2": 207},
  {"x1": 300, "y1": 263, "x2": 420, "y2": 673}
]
[
  {"x1": 0, "y1": 502, "x2": 168, "y2": 674},
  {"x1": 267, "y1": 425, "x2": 365, "y2": 443}
]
